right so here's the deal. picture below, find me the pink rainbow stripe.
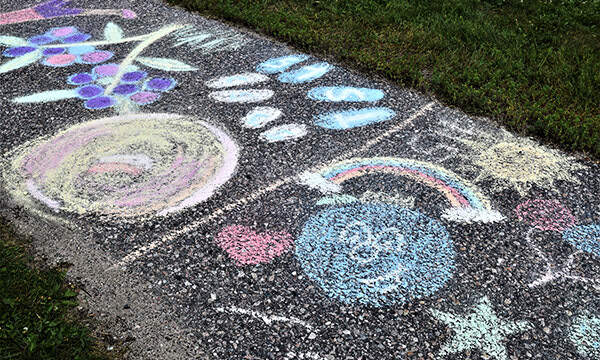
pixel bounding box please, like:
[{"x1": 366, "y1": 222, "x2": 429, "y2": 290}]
[
  {"x1": 330, "y1": 165, "x2": 471, "y2": 208},
  {"x1": 87, "y1": 163, "x2": 142, "y2": 176}
]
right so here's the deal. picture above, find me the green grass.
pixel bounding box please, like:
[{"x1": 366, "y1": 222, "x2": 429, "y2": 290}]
[
  {"x1": 168, "y1": 0, "x2": 600, "y2": 158},
  {"x1": 0, "y1": 219, "x2": 114, "y2": 360}
]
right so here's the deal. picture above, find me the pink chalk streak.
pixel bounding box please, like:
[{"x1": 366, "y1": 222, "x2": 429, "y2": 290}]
[
  {"x1": 0, "y1": 8, "x2": 43, "y2": 25},
  {"x1": 216, "y1": 225, "x2": 294, "y2": 266},
  {"x1": 515, "y1": 199, "x2": 576, "y2": 232},
  {"x1": 122, "y1": 9, "x2": 136, "y2": 18},
  {"x1": 87, "y1": 163, "x2": 143, "y2": 176}
]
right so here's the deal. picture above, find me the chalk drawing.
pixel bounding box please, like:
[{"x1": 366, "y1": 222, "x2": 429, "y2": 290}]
[
  {"x1": 260, "y1": 124, "x2": 307, "y2": 143},
  {"x1": 256, "y1": 55, "x2": 309, "y2": 74},
  {"x1": 359, "y1": 190, "x2": 415, "y2": 208},
  {"x1": 316, "y1": 191, "x2": 413, "y2": 208},
  {"x1": 209, "y1": 89, "x2": 274, "y2": 103},
  {"x1": 429, "y1": 296, "x2": 531, "y2": 360},
  {"x1": 404, "y1": 130, "x2": 458, "y2": 163},
  {"x1": 13, "y1": 89, "x2": 78, "y2": 103},
  {"x1": 134, "y1": 56, "x2": 197, "y2": 72},
  {"x1": 308, "y1": 86, "x2": 384, "y2": 102},
  {"x1": 462, "y1": 130, "x2": 584, "y2": 195},
  {"x1": 172, "y1": 25, "x2": 247, "y2": 54},
  {"x1": 215, "y1": 225, "x2": 293, "y2": 265},
  {"x1": 14, "y1": 73, "x2": 176, "y2": 110},
  {"x1": 216, "y1": 306, "x2": 314, "y2": 331},
  {"x1": 5, "y1": 23, "x2": 189, "y2": 110},
  {"x1": 296, "y1": 203, "x2": 455, "y2": 307},
  {"x1": 301, "y1": 157, "x2": 504, "y2": 223},
  {"x1": 3, "y1": 22, "x2": 247, "y2": 111},
  {"x1": 41, "y1": 52, "x2": 78, "y2": 67},
  {"x1": 206, "y1": 72, "x2": 269, "y2": 89},
  {"x1": 516, "y1": 199, "x2": 576, "y2": 232},
  {"x1": 145, "y1": 77, "x2": 177, "y2": 92},
  {"x1": 569, "y1": 312, "x2": 600, "y2": 359},
  {"x1": 278, "y1": 62, "x2": 333, "y2": 84},
  {"x1": 563, "y1": 225, "x2": 600, "y2": 258},
  {"x1": 3, "y1": 113, "x2": 239, "y2": 218},
  {"x1": 299, "y1": 172, "x2": 342, "y2": 194},
  {"x1": 527, "y1": 247, "x2": 600, "y2": 288},
  {"x1": 315, "y1": 108, "x2": 396, "y2": 130},
  {"x1": 1, "y1": 26, "x2": 115, "y2": 73},
  {"x1": 285, "y1": 352, "x2": 328, "y2": 360},
  {"x1": 515, "y1": 200, "x2": 600, "y2": 287},
  {"x1": 0, "y1": 1, "x2": 136, "y2": 26},
  {"x1": 75, "y1": 84, "x2": 103, "y2": 99},
  {"x1": 525, "y1": 231, "x2": 595, "y2": 288},
  {"x1": 315, "y1": 194, "x2": 359, "y2": 206},
  {"x1": 68, "y1": 72, "x2": 95, "y2": 85},
  {"x1": 242, "y1": 107, "x2": 283, "y2": 129},
  {"x1": 98, "y1": 154, "x2": 154, "y2": 170},
  {"x1": 113, "y1": 102, "x2": 435, "y2": 268},
  {"x1": 212, "y1": 55, "x2": 390, "y2": 145}
]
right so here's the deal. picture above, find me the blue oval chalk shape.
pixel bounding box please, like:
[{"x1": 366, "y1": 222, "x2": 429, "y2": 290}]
[
  {"x1": 256, "y1": 55, "x2": 309, "y2": 74},
  {"x1": 243, "y1": 107, "x2": 282, "y2": 128},
  {"x1": 260, "y1": 124, "x2": 307, "y2": 142},
  {"x1": 563, "y1": 224, "x2": 600, "y2": 257},
  {"x1": 278, "y1": 62, "x2": 332, "y2": 84},
  {"x1": 295, "y1": 203, "x2": 455, "y2": 307},
  {"x1": 308, "y1": 86, "x2": 384, "y2": 102},
  {"x1": 315, "y1": 107, "x2": 396, "y2": 130}
]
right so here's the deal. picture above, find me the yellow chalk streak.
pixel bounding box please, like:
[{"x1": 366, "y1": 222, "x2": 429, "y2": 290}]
[{"x1": 463, "y1": 131, "x2": 584, "y2": 196}]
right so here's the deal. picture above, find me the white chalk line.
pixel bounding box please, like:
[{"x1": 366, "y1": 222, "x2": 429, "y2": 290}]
[
  {"x1": 110, "y1": 102, "x2": 435, "y2": 270},
  {"x1": 285, "y1": 352, "x2": 330, "y2": 360},
  {"x1": 110, "y1": 177, "x2": 291, "y2": 269},
  {"x1": 216, "y1": 305, "x2": 314, "y2": 331},
  {"x1": 526, "y1": 228, "x2": 600, "y2": 288}
]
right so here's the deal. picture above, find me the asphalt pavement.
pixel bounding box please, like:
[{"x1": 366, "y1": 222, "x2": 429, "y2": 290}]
[{"x1": 1, "y1": 1, "x2": 600, "y2": 359}]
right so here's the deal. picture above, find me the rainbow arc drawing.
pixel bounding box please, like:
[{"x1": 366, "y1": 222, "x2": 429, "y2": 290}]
[{"x1": 301, "y1": 157, "x2": 505, "y2": 223}]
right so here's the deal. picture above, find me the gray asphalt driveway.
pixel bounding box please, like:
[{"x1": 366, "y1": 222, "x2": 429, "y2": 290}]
[{"x1": 1, "y1": 1, "x2": 599, "y2": 359}]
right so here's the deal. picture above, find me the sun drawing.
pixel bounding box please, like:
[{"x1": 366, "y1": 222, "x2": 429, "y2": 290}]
[{"x1": 462, "y1": 130, "x2": 584, "y2": 196}]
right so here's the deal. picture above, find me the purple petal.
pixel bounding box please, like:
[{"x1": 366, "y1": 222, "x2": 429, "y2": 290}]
[
  {"x1": 34, "y1": 0, "x2": 82, "y2": 18},
  {"x1": 3, "y1": 46, "x2": 37, "y2": 57},
  {"x1": 84, "y1": 96, "x2": 117, "y2": 110}
]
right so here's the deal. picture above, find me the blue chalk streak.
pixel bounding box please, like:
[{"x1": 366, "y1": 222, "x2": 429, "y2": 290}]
[
  {"x1": 68, "y1": 45, "x2": 95, "y2": 55},
  {"x1": 315, "y1": 107, "x2": 396, "y2": 130},
  {"x1": 563, "y1": 224, "x2": 600, "y2": 257},
  {"x1": 278, "y1": 62, "x2": 332, "y2": 84},
  {"x1": 256, "y1": 55, "x2": 309, "y2": 74},
  {"x1": 246, "y1": 113, "x2": 271, "y2": 128},
  {"x1": 261, "y1": 124, "x2": 306, "y2": 142},
  {"x1": 308, "y1": 86, "x2": 384, "y2": 102}
]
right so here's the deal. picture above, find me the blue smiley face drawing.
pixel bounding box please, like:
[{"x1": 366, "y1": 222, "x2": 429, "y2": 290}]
[{"x1": 295, "y1": 203, "x2": 455, "y2": 307}]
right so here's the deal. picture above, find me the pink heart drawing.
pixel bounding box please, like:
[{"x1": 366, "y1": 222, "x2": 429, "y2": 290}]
[
  {"x1": 216, "y1": 225, "x2": 294, "y2": 266},
  {"x1": 515, "y1": 199, "x2": 576, "y2": 232}
]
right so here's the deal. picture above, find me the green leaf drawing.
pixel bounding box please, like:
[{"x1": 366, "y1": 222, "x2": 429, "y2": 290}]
[
  {"x1": 13, "y1": 89, "x2": 77, "y2": 104},
  {"x1": 0, "y1": 35, "x2": 28, "y2": 47},
  {"x1": 96, "y1": 76, "x2": 115, "y2": 86},
  {"x1": 136, "y1": 56, "x2": 198, "y2": 71},
  {"x1": 0, "y1": 50, "x2": 41, "y2": 74},
  {"x1": 104, "y1": 22, "x2": 123, "y2": 42}
]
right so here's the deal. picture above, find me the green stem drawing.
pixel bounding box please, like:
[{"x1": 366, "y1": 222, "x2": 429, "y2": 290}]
[
  {"x1": 104, "y1": 24, "x2": 184, "y2": 95},
  {"x1": 115, "y1": 96, "x2": 138, "y2": 115}
]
